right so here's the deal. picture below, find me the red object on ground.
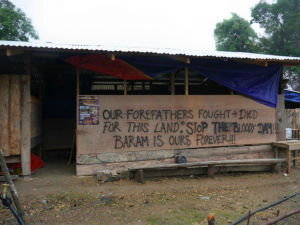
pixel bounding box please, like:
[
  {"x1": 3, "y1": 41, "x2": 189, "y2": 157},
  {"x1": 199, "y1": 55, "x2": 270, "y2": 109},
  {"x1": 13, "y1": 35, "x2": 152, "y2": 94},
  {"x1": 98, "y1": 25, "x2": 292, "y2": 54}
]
[{"x1": 8, "y1": 153, "x2": 44, "y2": 173}]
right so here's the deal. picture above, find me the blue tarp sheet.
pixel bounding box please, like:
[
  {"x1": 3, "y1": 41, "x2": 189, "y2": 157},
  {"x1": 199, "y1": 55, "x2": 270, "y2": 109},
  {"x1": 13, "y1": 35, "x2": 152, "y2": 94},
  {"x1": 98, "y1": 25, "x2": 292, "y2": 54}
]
[
  {"x1": 64, "y1": 55, "x2": 282, "y2": 108},
  {"x1": 284, "y1": 90, "x2": 300, "y2": 103}
]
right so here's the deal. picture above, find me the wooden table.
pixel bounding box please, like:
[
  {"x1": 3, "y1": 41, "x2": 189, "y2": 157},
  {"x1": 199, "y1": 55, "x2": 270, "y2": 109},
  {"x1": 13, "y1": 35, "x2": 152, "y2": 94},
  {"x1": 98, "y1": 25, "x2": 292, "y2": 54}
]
[{"x1": 273, "y1": 140, "x2": 300, "y2": 173}]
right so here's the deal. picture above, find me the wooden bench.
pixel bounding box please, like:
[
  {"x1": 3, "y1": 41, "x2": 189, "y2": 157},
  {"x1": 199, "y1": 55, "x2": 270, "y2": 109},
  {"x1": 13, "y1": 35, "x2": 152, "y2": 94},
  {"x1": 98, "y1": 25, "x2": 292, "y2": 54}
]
[
  {"x1": 129, "y1": 158, "x2": 286, "y2": 183},
  {"x1": 273, "y1": 140, "x2": 300, "y2": 173}
]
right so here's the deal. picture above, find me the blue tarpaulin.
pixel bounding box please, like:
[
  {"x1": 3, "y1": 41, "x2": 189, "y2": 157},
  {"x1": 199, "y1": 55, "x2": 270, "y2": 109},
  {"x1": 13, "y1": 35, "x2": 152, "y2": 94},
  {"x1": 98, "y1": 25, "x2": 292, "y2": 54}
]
[
  {"x1": 189, "y1": 59, "x2": 281, "y2": 108},
  {"x1": 284, "y1": 90, "x2": 300, "y2": 103},
  {"x1": 64, "y1": 55, "x2": 282, "y2": 108}
]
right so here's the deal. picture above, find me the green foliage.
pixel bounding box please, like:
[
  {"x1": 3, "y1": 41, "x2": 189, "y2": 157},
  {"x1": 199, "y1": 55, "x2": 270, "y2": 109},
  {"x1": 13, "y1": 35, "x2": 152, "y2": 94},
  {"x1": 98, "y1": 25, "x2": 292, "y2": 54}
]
[
  {"x1": 251, "y1": 0, "x2": 300, "y2": 91},
  {"x1": 214, "y1": 13, "x2": 259, "y2": 52},
  {"x1": 0, "y1": 0, "x2": 38, "y2": 41}
]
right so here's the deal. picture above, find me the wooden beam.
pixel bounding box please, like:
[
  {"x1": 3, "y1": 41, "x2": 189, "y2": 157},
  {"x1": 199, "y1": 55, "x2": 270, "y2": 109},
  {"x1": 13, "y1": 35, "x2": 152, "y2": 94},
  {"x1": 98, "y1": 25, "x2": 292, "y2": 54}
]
[
  {"x1": 20, "y1": 54, "x2": 31, "y2": 177},
  {"x1": 124, "y1": 80, "x2": 127, "y2": 95},
  {"x1": 185, "y1": 67, "x2": 189, "y2": 95},
  {"x1": 6, "y1": 49, "x2": 24, "y2": 56},
  {"x1": 264, "y1": 61, "x2": 268, "y2": 67},
  {"x1": 175, "y1": 145, "x2": 273, "y2": 159},
  {"x1": 168, "y1": 56, "x2": 190, "y2": 64},
  {"x1": 32, "y1": 52, "x2": 59, "y2": 58},
  {"x1": 77, "y1": 158, "x2": 175, "y2": 175},
  {"x1": 230, "y1": 59, "x2": 268, "y2": 67},
  {"x1": 230, "y1": 89, "x2": 234, "y2": 95},
  {"x1": 76, "y1": 149, "x2": 175, "y2": 164},
  {"x1": 170, "y1": 72, "x2": 175, "y2": 95},
  {"x1": 105, "y1": 53, "x2": 115, "y2": 60},
  {"x1": 129, "y1": 158, "x2": 286, "y2": 171}
]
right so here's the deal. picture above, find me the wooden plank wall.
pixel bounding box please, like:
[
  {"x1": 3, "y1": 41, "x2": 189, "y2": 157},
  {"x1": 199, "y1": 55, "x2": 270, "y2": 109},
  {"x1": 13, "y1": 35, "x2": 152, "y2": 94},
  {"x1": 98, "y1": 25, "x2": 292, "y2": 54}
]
[
  {"x1": 77, "y1": 95, "x2": 276, "y2": 154},
  {"x1": 0, "y1": 75, "x2": 43, "y2": 159},
  {"x1": 0, "y1": 75, "x2": 10, "y2": 156},
  {"x1": 76, "y1": 95, "x2": 278, "y2": 175},
  {"x1": 76, "y1": 144, "x2": 274, "y2": 175}
]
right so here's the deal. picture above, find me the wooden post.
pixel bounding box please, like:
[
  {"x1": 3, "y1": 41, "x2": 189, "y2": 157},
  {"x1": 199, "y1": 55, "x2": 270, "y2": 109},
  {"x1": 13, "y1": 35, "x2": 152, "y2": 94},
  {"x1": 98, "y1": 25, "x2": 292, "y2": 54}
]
[
  {"x1": 38, "y1": 68, "x2": 43, "y2": 101},
  {"x1": 76, "y1": 67, "x2": 80, "y2": 95},
  {"x1": 279, "y1": 67, "x2": 284, "y2": 94},
  {"x1": 208, "y1": 165, "x2": 215, "y2": 178},
  {"x1": 135, "y1": 170, "x2": 144, "y2": 184},
  {"x1": 0, "y1": 75, "x2": 10, "y2": 156},
  {"x1": 230, "y1": 89, "x2": 234, "y2": 95},
  {"x1": 124, "y1": 80, "x2": 127, "y2": 95},
  {"x1": 292, "y1": 109, "x2": 295, "y2": 138},
  {"x1": 0, "y1": 146, "x2": 26, "y2": 221},
  {"x1": 293, "y1": 150, "x2": 298, "y2": 167},
  {"x1": 20, "y1": 54, "x2": 31, "y2": 177},
  {"x1": 274, "y1": 147, "x2": 278, "y2": 158},
  {"x1": 185, "y1": 67, "x2": 188, "y2": 95},
  {"x1": 76, "y1": 68, "x2": 80, "y2": 155},
  {"x1": 286, "y1": 149, "x2": 291, "y2": 173},
  {"x1": 170, "y1": 72, "x2": 175, "y2": 95}
]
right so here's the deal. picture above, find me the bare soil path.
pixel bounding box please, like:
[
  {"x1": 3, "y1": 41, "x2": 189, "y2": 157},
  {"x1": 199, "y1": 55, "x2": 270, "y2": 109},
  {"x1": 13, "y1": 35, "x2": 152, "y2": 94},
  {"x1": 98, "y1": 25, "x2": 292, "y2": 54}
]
[{"x1": 1, "y1": 158, "x2": 300, "y2": 225}]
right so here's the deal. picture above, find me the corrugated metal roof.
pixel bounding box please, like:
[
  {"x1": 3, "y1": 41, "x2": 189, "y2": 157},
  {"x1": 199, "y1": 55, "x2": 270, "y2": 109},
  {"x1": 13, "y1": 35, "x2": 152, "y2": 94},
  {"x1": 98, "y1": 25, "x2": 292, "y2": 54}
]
[{"x1": 1, "y1": 40, "x2": 300, "y2": 61}]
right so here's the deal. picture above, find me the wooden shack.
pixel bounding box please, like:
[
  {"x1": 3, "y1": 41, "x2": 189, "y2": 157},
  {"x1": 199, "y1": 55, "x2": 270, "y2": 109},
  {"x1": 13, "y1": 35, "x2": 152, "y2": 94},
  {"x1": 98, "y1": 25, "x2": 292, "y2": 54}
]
[{"x1": 1, "y1": 41, "x2": 300, "y2": 177}]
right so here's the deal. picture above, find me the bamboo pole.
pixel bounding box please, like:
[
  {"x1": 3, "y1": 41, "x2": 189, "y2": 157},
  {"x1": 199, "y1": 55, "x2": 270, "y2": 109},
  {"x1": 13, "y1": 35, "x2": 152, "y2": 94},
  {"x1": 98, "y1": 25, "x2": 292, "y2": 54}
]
[
  {"x1": 0, "y1": 146, "x2": 27, "y2": 222},
  {"x1": 185, "y1": 67, "x2": 188, "y2": 95}
]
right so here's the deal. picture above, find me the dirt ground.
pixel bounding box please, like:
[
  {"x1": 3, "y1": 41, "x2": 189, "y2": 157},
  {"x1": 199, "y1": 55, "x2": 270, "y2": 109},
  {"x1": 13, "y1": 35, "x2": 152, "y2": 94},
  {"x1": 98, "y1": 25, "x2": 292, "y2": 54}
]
[{"x1": 1, "y1": 158, "x2": 300, "y2": 225}]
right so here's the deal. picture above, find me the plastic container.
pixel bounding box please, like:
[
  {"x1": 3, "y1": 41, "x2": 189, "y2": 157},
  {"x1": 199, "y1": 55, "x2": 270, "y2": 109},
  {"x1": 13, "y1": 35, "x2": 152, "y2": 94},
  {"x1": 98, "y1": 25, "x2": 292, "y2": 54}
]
[{"x1": 286, "y1": 128, "x2": 292, "y2": 139}]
